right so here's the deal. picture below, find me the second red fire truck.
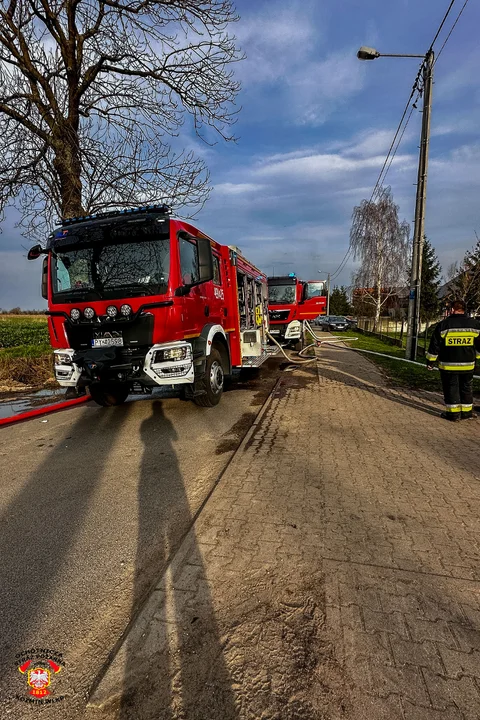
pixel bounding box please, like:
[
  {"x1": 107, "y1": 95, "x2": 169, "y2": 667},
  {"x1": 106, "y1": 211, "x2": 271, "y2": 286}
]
[
  {"x1": 28, "y1": 206, "x2": 272, "y2": 407},
  {"x1": 267, "y1": 274, "x2": 327, "y2": 344}
]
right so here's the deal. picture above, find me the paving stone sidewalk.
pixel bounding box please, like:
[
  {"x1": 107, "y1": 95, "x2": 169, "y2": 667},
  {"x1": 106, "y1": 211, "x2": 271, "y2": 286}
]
[{"x1": 90, "y1": 346, "x2": 480, "y2": 720}]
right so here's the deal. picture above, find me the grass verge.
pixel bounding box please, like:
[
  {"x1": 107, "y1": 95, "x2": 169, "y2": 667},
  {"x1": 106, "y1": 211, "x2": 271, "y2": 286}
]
[
  {"x1": 0, "y1": 344, "x2": 53, "y2": 387},
  {"x1": 0, "y1": 315, "x2": 49, "y2": 348},
  {"x1": 341, "y1": 330, "x2": 480, "y2": 395}
]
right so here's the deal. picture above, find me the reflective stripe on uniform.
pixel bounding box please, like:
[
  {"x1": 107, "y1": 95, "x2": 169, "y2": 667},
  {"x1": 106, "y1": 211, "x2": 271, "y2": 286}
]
[
  {"x1": 461, "y1": 404, "x2": 473, "y2": 412},
  {"x1": 440, "y1": 328, "x2": 480, "y2": 337},
  {"x1": 438, "y1": 362, "x2": 475, "y2": 371},
  {"x1": 425, "y1": 352, "x2": 437, "y2": 361},
  {"x1": 445, "y1": 404, "x2": 461, "y2": 413}
]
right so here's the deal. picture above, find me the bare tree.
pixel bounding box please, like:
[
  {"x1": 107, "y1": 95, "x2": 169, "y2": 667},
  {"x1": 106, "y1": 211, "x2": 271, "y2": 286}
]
[
  {"x1": 350, "y1": 186, "x2": 411, "y2": 328},
  {"x1": 445, "y1": 233, "x2": 480, "y2": 315},
  {"x1": 0, "y1": 0, "x2": 242, "y2": 239}
]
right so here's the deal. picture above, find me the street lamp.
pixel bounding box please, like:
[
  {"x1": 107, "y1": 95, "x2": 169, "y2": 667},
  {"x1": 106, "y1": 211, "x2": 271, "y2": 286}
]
[
  {"x1": 318, "y1": 271, "x2": 331, "y2": 315},
  {"x1": 357, "y1": 45, "x2": 434, "y2": 361},
  {"x1": 357, "y1": 47, "x2": 425, "y2": 60}
]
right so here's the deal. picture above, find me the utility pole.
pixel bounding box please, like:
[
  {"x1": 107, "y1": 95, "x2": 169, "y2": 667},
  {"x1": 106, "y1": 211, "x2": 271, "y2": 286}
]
[
  {"x1": 405, "y1": 50, "x2": 434, "y2": 360},
  {"x1": 326, "y1": 273, "x2": 331, "y2": 315}
]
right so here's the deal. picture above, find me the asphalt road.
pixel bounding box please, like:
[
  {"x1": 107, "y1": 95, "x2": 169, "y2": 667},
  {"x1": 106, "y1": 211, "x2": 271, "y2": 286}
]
[{"x1": 0, "y1": 362, "x2": 281, "y2": 718}]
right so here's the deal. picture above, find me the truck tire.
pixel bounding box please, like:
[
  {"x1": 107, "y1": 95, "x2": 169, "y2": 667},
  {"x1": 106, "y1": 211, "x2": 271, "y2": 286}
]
[
  {"x1": 89, "y1": 381, "x2": 130, "y2": 407},
  {"x1": 194, "y1": 348, "x2": 224, "y2": 407}
]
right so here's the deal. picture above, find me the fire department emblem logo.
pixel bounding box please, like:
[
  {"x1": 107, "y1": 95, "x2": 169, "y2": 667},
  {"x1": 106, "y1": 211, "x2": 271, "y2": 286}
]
[
  {"x1": 14, "y1": 649, "x2": 66, "y2": 704},
  {"x1": 19, "y1": 660, "x2": 60, "y2": 697}
]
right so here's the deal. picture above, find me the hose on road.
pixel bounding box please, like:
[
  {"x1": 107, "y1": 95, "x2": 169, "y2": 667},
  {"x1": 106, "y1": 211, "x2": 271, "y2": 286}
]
[
  {"x1": 0, "y1": 394, "x2": 90, "y2": 428},
  {"x1": 266, "y1": 330, "x2": 317, "y2": 364},
  {"x1": 315, "y1": 331, "x2": 480, "y2": 382}
]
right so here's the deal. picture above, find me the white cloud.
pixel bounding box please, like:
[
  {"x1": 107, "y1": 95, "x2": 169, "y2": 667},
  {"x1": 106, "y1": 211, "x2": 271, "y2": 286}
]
[
  {"x1": 254, "y1": 151, "x2": 414, "y2": 181},
  {"x1": 234, "y1": 0, "x2": 364, "y2": 126},
  {"x1": 235, "y1": 0, "x2": 318, "y2": 85},
  {"x1": 435, "y1": 48, "x2": 480, "y2": 100},
  {"x1": 287, "y1": 51, "x2": 366, "y2": 126},
  {"x1": 214, "y1": 182, "x2": 266, "y2": 196}
]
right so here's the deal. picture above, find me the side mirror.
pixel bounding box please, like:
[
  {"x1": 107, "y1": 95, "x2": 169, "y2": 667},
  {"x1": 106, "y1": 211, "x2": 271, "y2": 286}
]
[
  {"x1": 28, "y1": 244, "x2": 44, "y2": 260},
  {"x1": 41, "y1": 257, "x2": 48, "y2": 299},
  {"x1": 175, "y1": 285, "x2": 191, "y2": 297},
  {"x1": 197, "y1": 237, "x2": 214, "y2": 284}
]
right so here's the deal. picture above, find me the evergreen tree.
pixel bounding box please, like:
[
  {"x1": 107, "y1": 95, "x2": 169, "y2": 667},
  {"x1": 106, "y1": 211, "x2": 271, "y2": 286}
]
[
  {"x1": 449, "y1": 237, "x2": 480, "y2": 315},
  {"x1": 329, "y1": 286, "x2": 353, "y2": 316},
  {"x1": 419, "y1": 237, "x2": 441, "y2": 322}
]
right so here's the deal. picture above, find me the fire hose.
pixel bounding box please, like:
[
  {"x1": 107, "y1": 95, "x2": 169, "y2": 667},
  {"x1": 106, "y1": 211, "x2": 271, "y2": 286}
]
[
  {"x1": 0, "y1": 395, "x2": 89, "y2": 428},
  {"x1": 266, "y1": 330, "x2": 317, "y2": 364},
  {"x1": 266, "y1": 321, "x2": 360, "y2": 365},
  {"x1": 302, "y1": 321, "x2": 480, "y2": 381}
]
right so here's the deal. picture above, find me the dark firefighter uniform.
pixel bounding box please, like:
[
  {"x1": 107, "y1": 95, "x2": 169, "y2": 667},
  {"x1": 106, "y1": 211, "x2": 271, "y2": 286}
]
[{"x1": 426, "y1": 314, "x2": 480, "y2": 420}]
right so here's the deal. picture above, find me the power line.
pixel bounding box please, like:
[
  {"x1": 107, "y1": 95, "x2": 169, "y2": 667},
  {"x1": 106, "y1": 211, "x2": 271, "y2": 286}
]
[
  {"x1": 329, "y1": 66, "x2": 424, "y2": 282},
  {"x1": 368, "y1": 70, "x2": 424, "y2": 204},
  {"x1": 330, "y1": 84, "x2": 422, "y2": 282},
  {"x1": 428, "y1": 0, "x2": 457, "y2": 51},
  {"x1": 434, "y1": 0, "x2": 471, "y2": 65},
  {"x1": 381, "y1": 95, "x2": 419, "y2": 186},
  {"x1": 328, "y1": 0, "x2": 465, "y2": 283}
]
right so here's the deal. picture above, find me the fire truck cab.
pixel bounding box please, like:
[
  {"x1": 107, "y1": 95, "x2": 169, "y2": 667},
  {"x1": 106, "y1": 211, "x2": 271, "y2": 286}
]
[
  {"x1": 28, "y1": 206, "x2": 271, "y2": 407},
  {"x1": 267, "y1": 275, "x2": 327, "y2": 343},
  {"x1": 299, "y1": 280, "x2": 328, "y2": 320},
  {"x1": 267, "y1": 274, "x2": 303, "y2": 344}
]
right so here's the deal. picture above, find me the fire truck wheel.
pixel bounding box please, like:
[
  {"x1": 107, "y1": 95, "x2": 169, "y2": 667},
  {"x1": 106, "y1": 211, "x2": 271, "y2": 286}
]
[
  {"x1": 194, "y1": 348, "x2": 224, "y2": 407},
  {"x1": 89, "y1": 381, "x2": 130, "y2": 407}
]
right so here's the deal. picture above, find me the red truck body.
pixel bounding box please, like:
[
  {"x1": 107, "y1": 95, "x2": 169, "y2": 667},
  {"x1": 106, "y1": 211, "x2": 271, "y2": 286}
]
[
  {"x1": 29, "y1": 206, "x2": 271, "y2": 407},
  {"x1": 267, "y1": 276, "x2": 327, "y2": 343}
]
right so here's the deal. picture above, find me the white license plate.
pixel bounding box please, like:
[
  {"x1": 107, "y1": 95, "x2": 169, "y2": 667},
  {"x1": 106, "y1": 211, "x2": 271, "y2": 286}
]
[{"x1": 92, "y1": 337, "x2": 124, "y2": 347}]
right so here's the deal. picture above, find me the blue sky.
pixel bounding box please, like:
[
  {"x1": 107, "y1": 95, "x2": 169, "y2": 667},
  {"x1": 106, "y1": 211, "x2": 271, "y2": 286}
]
[{"x1": 2, "y1": 0, "x2": 480, "y2": 308}]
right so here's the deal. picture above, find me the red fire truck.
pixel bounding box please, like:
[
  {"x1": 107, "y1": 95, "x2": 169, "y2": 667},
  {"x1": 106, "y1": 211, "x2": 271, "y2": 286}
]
[
  {"x1": 28, "y1": 205, "x2": 272, "y2": 407},
  {"x1": 267, "y1": 274, "x2": 327, "y2": 343}
]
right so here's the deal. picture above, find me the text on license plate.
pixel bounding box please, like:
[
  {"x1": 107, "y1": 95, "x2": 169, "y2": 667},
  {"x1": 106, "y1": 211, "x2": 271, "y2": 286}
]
[{"x1": 92, "y1": 337, "x2": 124, "y2": 347}]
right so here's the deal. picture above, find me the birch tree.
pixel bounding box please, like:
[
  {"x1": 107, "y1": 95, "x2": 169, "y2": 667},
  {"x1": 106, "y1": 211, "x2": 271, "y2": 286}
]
[
  {"x1": 0, "y1": 0, "x2": 242, "y2": 239},
  {"x1": 350, "y1": 186, "x2": 410, "y2": 328}
]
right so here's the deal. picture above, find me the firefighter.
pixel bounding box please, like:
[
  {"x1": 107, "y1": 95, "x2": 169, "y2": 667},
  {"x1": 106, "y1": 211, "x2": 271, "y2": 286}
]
[{"x1": 426, "y1": 300, "x2": 480, "y2": 421}]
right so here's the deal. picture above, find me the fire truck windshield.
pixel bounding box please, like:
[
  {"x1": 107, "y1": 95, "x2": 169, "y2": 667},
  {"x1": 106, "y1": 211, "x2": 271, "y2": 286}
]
[
  {"x1": 268, "y1": 284, "x2": 296, "y2": 304},
  {"x1": 51, "y1": 232, "x2": 170, "y2": 301}
]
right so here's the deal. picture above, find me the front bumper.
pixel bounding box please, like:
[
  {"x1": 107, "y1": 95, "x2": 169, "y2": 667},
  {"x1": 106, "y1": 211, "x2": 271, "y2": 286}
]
[
  {"x1": 285, "y1": 321, "x2": 302, "y2": 340},
  {"x1": 269, "y1": 321, "x2": 302, "y2": 342},
  {"x1": 53, "y1": 349, "x2": 82, "y2": 387},
  {"x1": 143, "y1": 342, "x2": 194, "y2": 385},
  {"x1": 53, "y1": 342, "x2": 195, "y2": 388}
]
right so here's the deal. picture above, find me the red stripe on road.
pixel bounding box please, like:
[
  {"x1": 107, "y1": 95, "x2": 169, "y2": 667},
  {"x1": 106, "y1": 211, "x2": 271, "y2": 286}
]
[{"x1": 0, "y1": 395, "x2": 90, "y2": 427}]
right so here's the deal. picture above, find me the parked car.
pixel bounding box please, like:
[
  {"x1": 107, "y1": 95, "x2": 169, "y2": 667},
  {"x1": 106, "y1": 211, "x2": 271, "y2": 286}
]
[
  {"x1": 345, "y1": 317, "x2": 357, "y2": 329},
  {"x1": 321, "y1": 315, "x2": 349, "y2": 332}
]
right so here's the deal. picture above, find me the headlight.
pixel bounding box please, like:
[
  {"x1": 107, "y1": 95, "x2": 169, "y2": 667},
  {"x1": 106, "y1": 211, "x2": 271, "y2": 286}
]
[
  {"x1": 83, "y1": 306, "x2": 95, "y2": 320},
  {"x1": 106, "y1": 305, "x2": 118, "y2": 318},
  {"x1": 70, "y1": 308, "x2": 81, "y2": 321},
  {"x1": 120, "y1": 304, "x2": 132, "y2": 317},
  {"x1": 54, "y1": 352, "x2": 73, "y2": 366},
  {"x1": 154, "y1": 346, "x2": 190, "y2": 363}
]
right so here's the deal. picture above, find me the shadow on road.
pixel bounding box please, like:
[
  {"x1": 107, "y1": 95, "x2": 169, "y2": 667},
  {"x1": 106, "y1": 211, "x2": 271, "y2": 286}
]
[
  {"x1": 0, "y1": 404, "x2": 132, "y2": 699},
  {"x1": 118, "y1": 401, "x2": 238, "y2": 720}
]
